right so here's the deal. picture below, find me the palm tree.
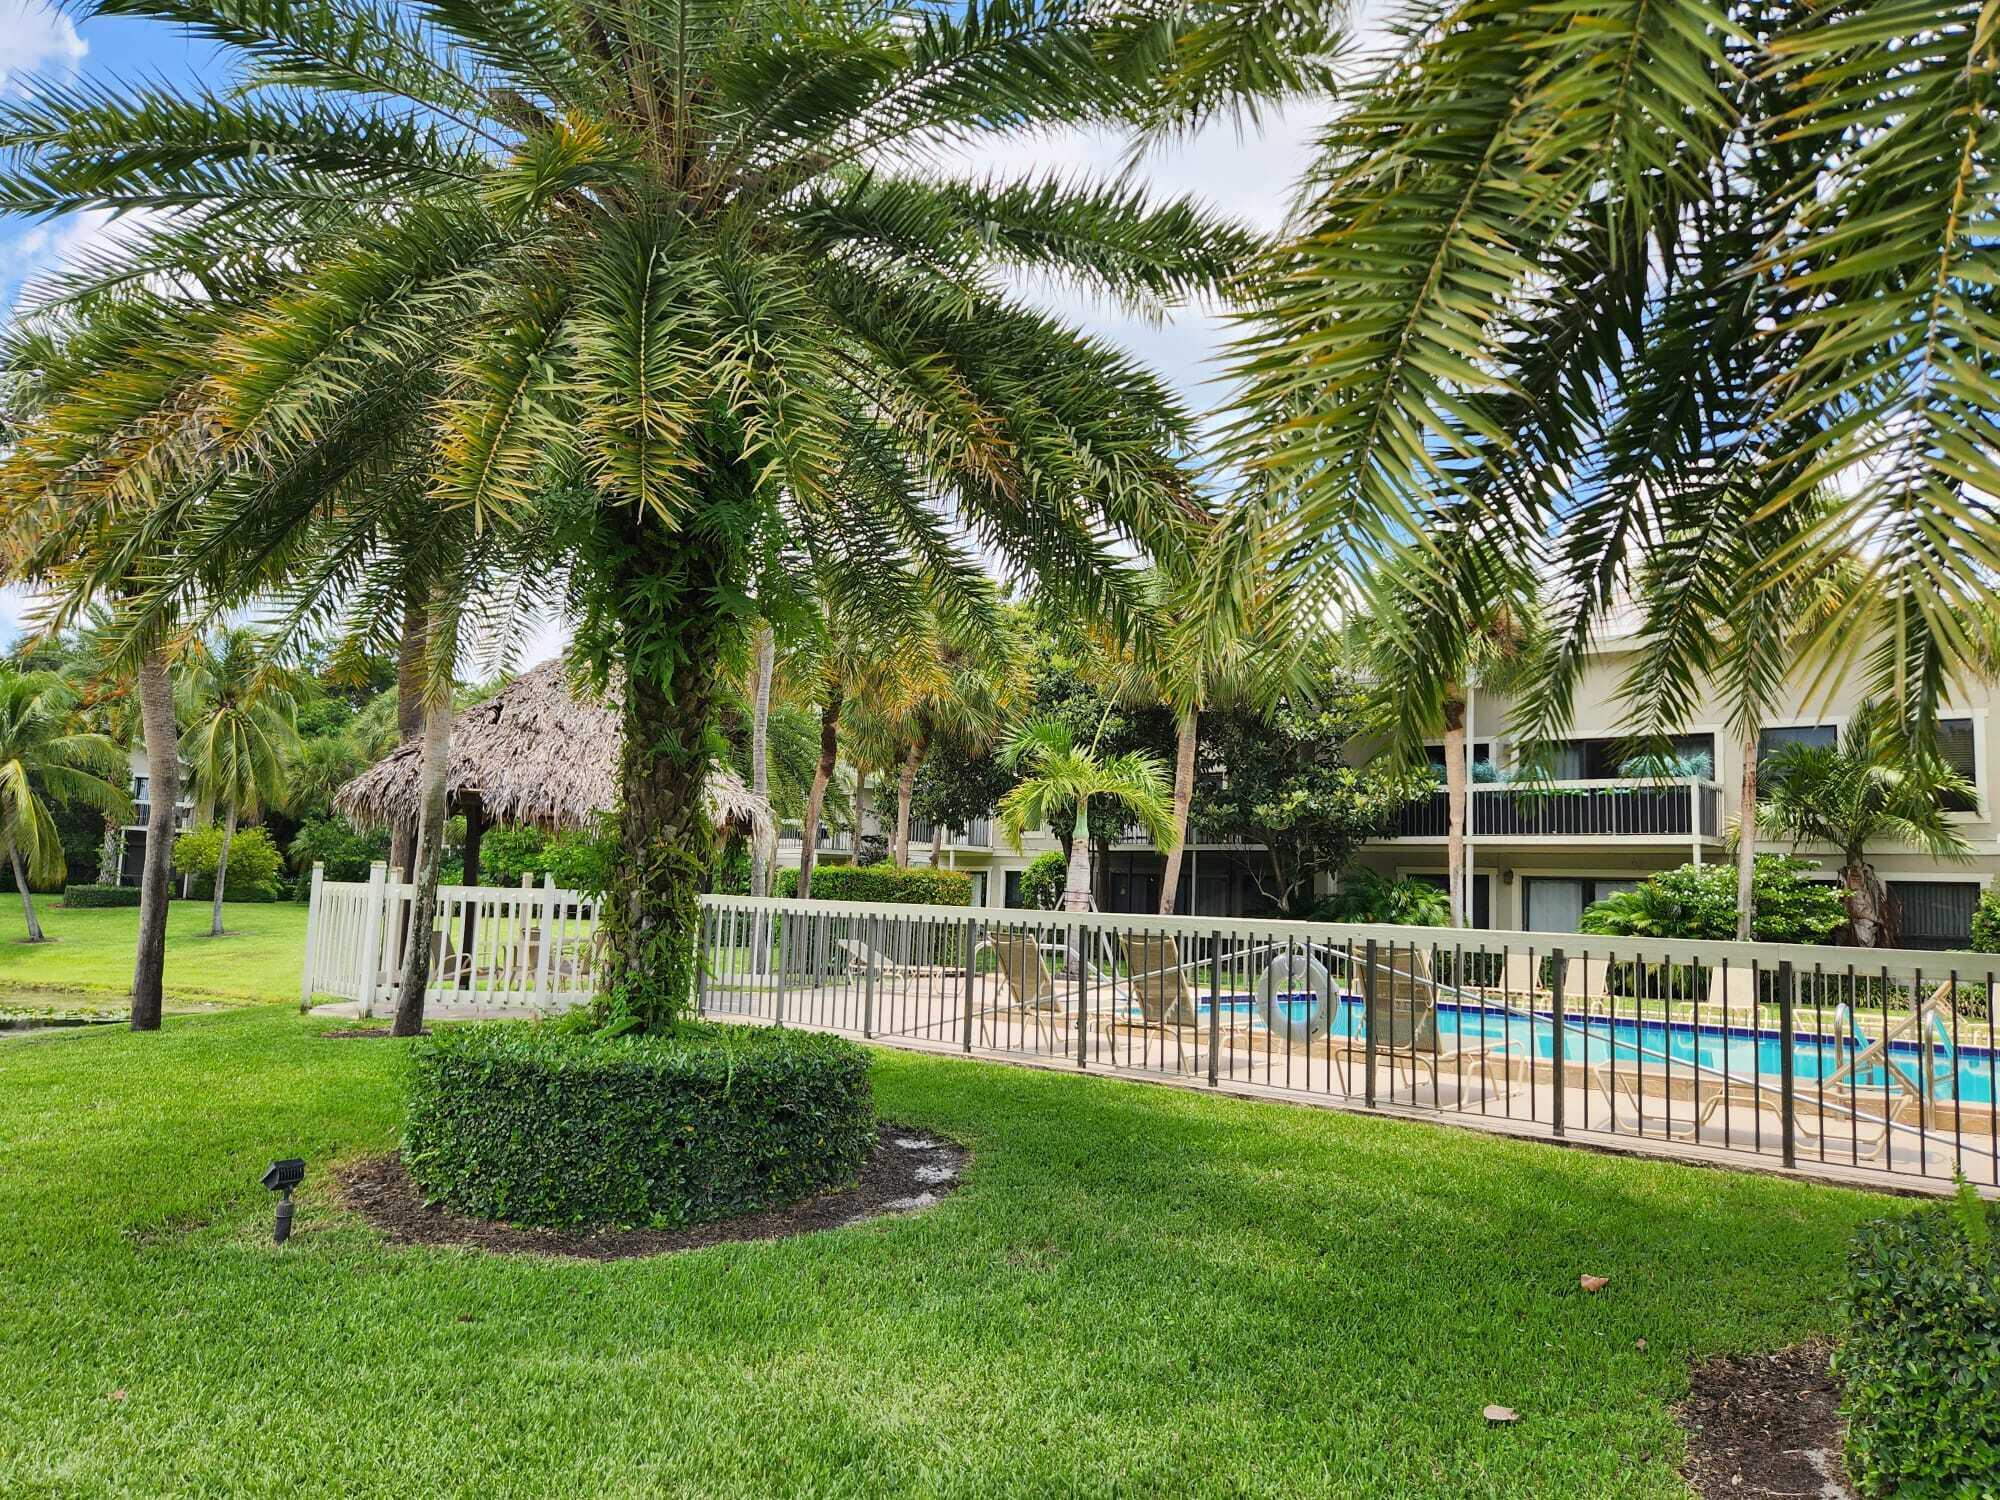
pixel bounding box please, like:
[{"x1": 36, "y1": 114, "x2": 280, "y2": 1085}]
[
  {"x1": 1234, "y1": 1, "x2": 2000, "y2": 749},
  {"x1": 1356, "y1": 543, "x2": 1544, "y2": 927},
  {"x1": 1759, "y1": 705, "x2": 1972, "y2": 948},
  {"x1": 747, "y1": 622, "x2": 778, "y2": 899},
  {"x1": 0, "y1": 0, "x2": 1326, "y2": 1028},
  {"x1": 996, "y1": 719, "x2": 1176, "y2": 913},
  {"x1": 0, "y1": 669, "x2": 131, "y2": 941},
  {"x1": 177, "y1": 629, "x2": 300, "y2": 937}
]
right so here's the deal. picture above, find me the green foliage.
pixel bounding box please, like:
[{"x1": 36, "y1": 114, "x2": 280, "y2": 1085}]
[
  {"x1": 776, "y1": 862, "x2": 970, "y2": 906},
  {"x1": 1835, "y1": 1195, "x2": 2000, "y2": 1497},
  {"x1": 59, "y1": 883, "x2": 140, "y2": 908},
  {"x1": 1970, "y1": 885, "x2": 2000, "y2": 955},
  {"x1": 1579, "y1": 858, "x2": 1845, "y2": 945},
  {"x1": 474, "y1": 825, "x2": 551, "y2": 886},
  {"x1": 535, "y1": 814, "x2": 624, "y2": 900},
  {"x1": 1196, "y1": 695, "x2": 1429, "y2": 914},
  {"x1": 286, "y1": 815, "x2": 389, "y2": 883},
  {"x1": 1318, "y1": 869, "x2": 1451, "y2": 926},
  {"x1": 172, "y1": 823, "x2": 285, "y2": 901},
  {"x1": 402, "y1": 1022, "x2": 876, "y2": 1229},
  {"x1": 1017, "y1": 850, "x2": 1068, "y2": 910}
]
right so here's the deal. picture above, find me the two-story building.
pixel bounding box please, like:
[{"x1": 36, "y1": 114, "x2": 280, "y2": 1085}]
[
  {"x1": 774, "y1": 624, "x2": 2000, "y2": 944},
  {"x1": 105, "y1": 748, "x2": 195, "y2": 886}
]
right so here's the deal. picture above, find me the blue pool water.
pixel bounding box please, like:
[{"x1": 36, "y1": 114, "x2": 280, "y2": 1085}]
[{"x1": 1199, "y1": 994, "x2": 1998, "y2": 1107}]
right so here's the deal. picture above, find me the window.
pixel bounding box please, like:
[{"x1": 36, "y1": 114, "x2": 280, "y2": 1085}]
[
  {"x1": 1889, "y1": 881, "x2": 1977, "y2": 950},
  {"x1": 1424, "y1": 741, "x2": 1492, "y2": 771},
  {"x1": 1544, "y1": 735, "x2": 1715, "y2": 780},
  {"x1": 1522, "y1": 876, "x2": 1640, "y2": 933},
  {"x1": 1936, "y1": 717, "x2": 1979, "y2": 813},
  {"x1": 1757, "y1": 723, "x2": 1837, "y2": 772}
]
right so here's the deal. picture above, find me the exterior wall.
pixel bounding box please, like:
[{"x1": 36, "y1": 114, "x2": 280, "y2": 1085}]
[{"x1": 112, "y1": 747, "x2": 195, "y2": 887}]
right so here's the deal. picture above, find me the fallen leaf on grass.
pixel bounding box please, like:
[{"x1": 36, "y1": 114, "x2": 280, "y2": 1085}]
[
  {"x1": 107, "y1": 1389, "x2": 126, "y2": 1402},
  {"x1": 1579, "y1": 1274, "x2": 1610, "y2": 1293},
  {"x1": 1635, "y1": 1338, "x2": 1648, "y2": 1352},
  {"x1": 1483, "y1": 1405, "x2": 1519, "y2": 1424}
]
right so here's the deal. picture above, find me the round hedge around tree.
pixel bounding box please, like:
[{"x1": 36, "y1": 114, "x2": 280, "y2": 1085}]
[{"x1": 402, "y1": 1023, "x2": 876, "y2": 1229}]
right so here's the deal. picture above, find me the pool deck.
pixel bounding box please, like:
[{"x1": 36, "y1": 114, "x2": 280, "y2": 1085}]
[{"x1": 312, "y1": 970, "x2": 2000, "y2": 1196}]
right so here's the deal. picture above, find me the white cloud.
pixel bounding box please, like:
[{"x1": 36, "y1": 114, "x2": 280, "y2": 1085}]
[{"x1": 0, "y1": 1, "x2": 86, "y2": 94}]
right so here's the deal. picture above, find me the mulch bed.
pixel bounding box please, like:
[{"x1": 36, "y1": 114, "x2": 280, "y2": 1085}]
[
  {"x1": 335, "y1": 1122, "x2": 967, "y2": 1260},
  {"x1": 1676, "y1": 1340, "x2": 1856, "y2": 1500}
]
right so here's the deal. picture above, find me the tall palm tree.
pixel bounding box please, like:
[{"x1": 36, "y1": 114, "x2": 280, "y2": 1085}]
[
  {"x1": 747, "y1": 622, "x2": 777, "y2": 898},
  {"x1": 1759, "y1": 705, "x2": 1973, "y2": 948},
  {"x1": 177, "y1": 629, "x2": 300, "y2": 937},
  {"x1": 1234, "y1": 0, "x2": 2000, "y2": 750},
  {"x1": 0, "y1": 0, "x2": 1330, "y2": 1028},
  {"x1": 996, "y1": 719, "x2": 1176, "y2": 913},
  {"x1": 0, "y1": 669, "x2": 131, "y2": 941},
  {"x1": 1356, "y1": 542, "x2": 1544, "y2": 927}
]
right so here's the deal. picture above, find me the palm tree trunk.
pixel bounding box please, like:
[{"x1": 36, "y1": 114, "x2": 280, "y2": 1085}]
[
  {"x1": 748, "y1": 622, "x2": 775, "y2": 898},
  {"x1": 1061, "y1": 802, "x2": 1094, "y2": 913},
  {"x1": 1442, "y1": 695, "x2": 1468, "y2": 927},
  {"x1": 798, "y1": 682, "x2": 841, "y2": 899},
  {"x1": 892, "y1": 736, "x2": 925, "y2": 868},
  {"x1": 208, "y1": 803, "x2": 237, "y2": 936},
  {"x1": 1158, "y1": 708, "x2": 1197, "y2": 916},
  {"x1": 390, "y1": 597, "x2": 426, "y2": 881},
  {"x1": 99, "y1": 817, "x2": 122, "y2": 885},
  {"x1": 599, "y1": 499, "x2": 750, "y2": 1031},
  {"x1": 1843, "y1": 856, "x2": 1893, "y2": 949},
  {"x1": 929, "y1": 820, "x2": 945, "y2": 868},
  {"x1": 392, "y1": 686, "x2": 452, "y2": 1037},
  {"x1": 130, "y1": 646, "x2": 179, "y2": 1030},
  {"x1": 10, "y1": 847, "x2": 44, "y2": 942},
  {"x1": 851, "y1": 768, "x2": 870, "y2": 851},
  {"x1": 1735, "y1": 722, "x2": 1758, "y2": 941}
]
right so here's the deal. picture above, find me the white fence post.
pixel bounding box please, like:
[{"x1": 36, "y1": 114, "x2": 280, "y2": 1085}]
[
  {"x1": 536, "y1": 871, "x2": 558, "y2": 1009},
  {"x1": 356, "y1": 860, "x2": 388, "y2": 1019},
  {"x1": 298, "y1": 862, "x2": 325, "y2": 1011}
]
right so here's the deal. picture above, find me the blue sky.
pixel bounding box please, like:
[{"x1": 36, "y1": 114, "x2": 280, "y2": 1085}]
[{"x1": 0, "y1": 0, "x2": 1362, "y2": 659}]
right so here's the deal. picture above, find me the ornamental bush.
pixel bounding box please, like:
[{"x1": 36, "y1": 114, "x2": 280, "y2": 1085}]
[
  {"x1": 1834, "y1": 1182, "x2": 2000, "y2": 1497},
  {"x1": 1580, "y1": 855, "x2": 1845, "y2": 944},
  {"x1": 402, "y1": 1021, "x2": 876, "y2": 1228},
  {"x1": 172, "y1": 823, "x2": 286, "y2": 901},
  {"x1": 1015, "y1": 850, "x2": 1067, "y2": 910},
  {"x1": 60, "y1": 883, "x2": 140, "y2": 908},
  {"x1": 775, "y1": 862, "x2": 970, "y2": 906}
]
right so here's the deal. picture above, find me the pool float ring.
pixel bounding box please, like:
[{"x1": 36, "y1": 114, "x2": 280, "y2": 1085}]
[{"x1": 1256, "y1": 946, "x2": 1335, "y2": 1044}]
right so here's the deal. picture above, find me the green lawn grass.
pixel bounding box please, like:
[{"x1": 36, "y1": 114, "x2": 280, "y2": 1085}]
[
  {"x1": 0, "y1": 1007, "x2": 1894, "y2": 1497},
  {"x1": 0, "y1": 900, "x2": 305, "y2": 1005}
]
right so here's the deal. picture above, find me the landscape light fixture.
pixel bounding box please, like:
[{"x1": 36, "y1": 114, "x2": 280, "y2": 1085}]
[{"x1": 261, "y1": 1158, "x2": 305, "y2": 1244}]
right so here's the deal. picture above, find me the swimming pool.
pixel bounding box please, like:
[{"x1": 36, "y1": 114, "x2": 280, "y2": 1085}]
[{"x1": 1197, "y1": 993, "x2": 1998, "y2": 1107}]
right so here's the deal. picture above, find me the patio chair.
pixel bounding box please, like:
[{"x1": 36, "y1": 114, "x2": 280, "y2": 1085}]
[
  {"x1": 836, "y1": 936, "x2": 948, "y2": 982},
  {"x1": 1327, "y1": 943, "x2": 1513, "y2": 1101},
  {"x1": 1098, "y1": 934, "x2": 1202, "y2": 1073},
  {"x1": 984, "y1": 931, "x2": 1069, "y2": 1049}
]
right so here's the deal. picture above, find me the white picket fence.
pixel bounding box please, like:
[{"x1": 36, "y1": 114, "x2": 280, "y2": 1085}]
[{"x1": 300, "y1": 861, "x2": 605, "y2": 1016}]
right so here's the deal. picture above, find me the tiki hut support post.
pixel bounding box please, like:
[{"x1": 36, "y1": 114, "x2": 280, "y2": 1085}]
[{"x1": 458, "y1": 791, "x2": 485, "y2": 989}]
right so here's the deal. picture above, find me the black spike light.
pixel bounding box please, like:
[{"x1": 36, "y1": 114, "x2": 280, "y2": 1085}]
[{"x1": 261, "y1": 1158, "x2": 305, "y2": 1243}]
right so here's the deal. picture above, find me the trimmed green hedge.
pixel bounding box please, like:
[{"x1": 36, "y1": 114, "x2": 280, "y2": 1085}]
[
  {"x1": 1835, "y1": 1186, "x2": 2000, "y2": 1496},
  {"x1": 402, "y1": 1022, "x2": 876, "y2": 1228},
  {"x1": 776, "y1": 862, "x2": 971, "y2": 906},
  {"x1": 60, "y1": 884, "x2": 141, "y2": 908}
]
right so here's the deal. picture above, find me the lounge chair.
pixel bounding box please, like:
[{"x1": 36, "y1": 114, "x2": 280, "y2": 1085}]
[
  {"x1": 836, "y1": 936, "x2": 950, "y2": 981},
  {"x1": 1326, "y1": 943, "x2": 1514, "y2": 1100},
  {"x1": 983, "y1": 931, "x2": 1070, "y2": 1049},
  {"x1": 1095, "y1": 934, "x2": 1202, "y2": 1073}
]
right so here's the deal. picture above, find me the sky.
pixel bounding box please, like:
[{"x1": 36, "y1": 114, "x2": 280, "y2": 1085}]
[{"x1": 0, "y1": 0, "x2": 1373, "y2": 663}]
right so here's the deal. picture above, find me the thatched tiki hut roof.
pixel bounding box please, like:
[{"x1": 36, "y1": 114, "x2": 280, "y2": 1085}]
[{"x1": 335, "y1": 660, "x2": 770, "y2": 884}]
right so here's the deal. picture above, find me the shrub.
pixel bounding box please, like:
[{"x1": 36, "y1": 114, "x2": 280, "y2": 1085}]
[
  {"x1": 1016, "y1": 850, "x2": 1067, "y2": 910},
  {"x1": 1835, "y1": 1181, "x2": 2000, "y2": 1496},
  {"x1": 60, "y1": 883, "x2": 140, "y2": 908},
  {"x1": 171, "y1": 824, "x2": 286, "y2": 901},
  {"x1": 286, "y1": 814, "x2": 389, "y2": 884},
  {"x1": 1316, "y1": 868, "x2": 1452, "y2": 926},
  {"x1": 1580, "y1": 856, "x2": 1845, "y2": 945},
  {"x1": 1971, "y1": 883, "x2": 2000, "y2": 955},
  {"x1": 472, "y1": 825, "x2": 551, "y2": 886},
  {"x1": 402, "y1": 1022, "x2": 876, "y2": 1228},
  {"x1": 775, "y1": 862, "x2": 970, "y2": 906}
]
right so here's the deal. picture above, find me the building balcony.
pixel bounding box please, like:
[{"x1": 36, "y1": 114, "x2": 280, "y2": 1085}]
[
  {"x1": 909, "y1": 817, "x2": 993, "y2": 851},
  {"x1": 776, "y1": 826, "x2": 854, "y2": 855},
  {"x1": 1381, "y1": 778, "x2": 1725, "y2": 843}
]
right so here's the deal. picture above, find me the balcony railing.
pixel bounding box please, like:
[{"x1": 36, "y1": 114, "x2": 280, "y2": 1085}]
[
  {"x1": 909, "y1": 818, "x2": 993, "y2": 850},
  {"x1": 777, "y1": 826, "x2": 854, "y2": 853},
  {"x1": 1387, "y1": 779, "x2": 1725, "y2": 841}
]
